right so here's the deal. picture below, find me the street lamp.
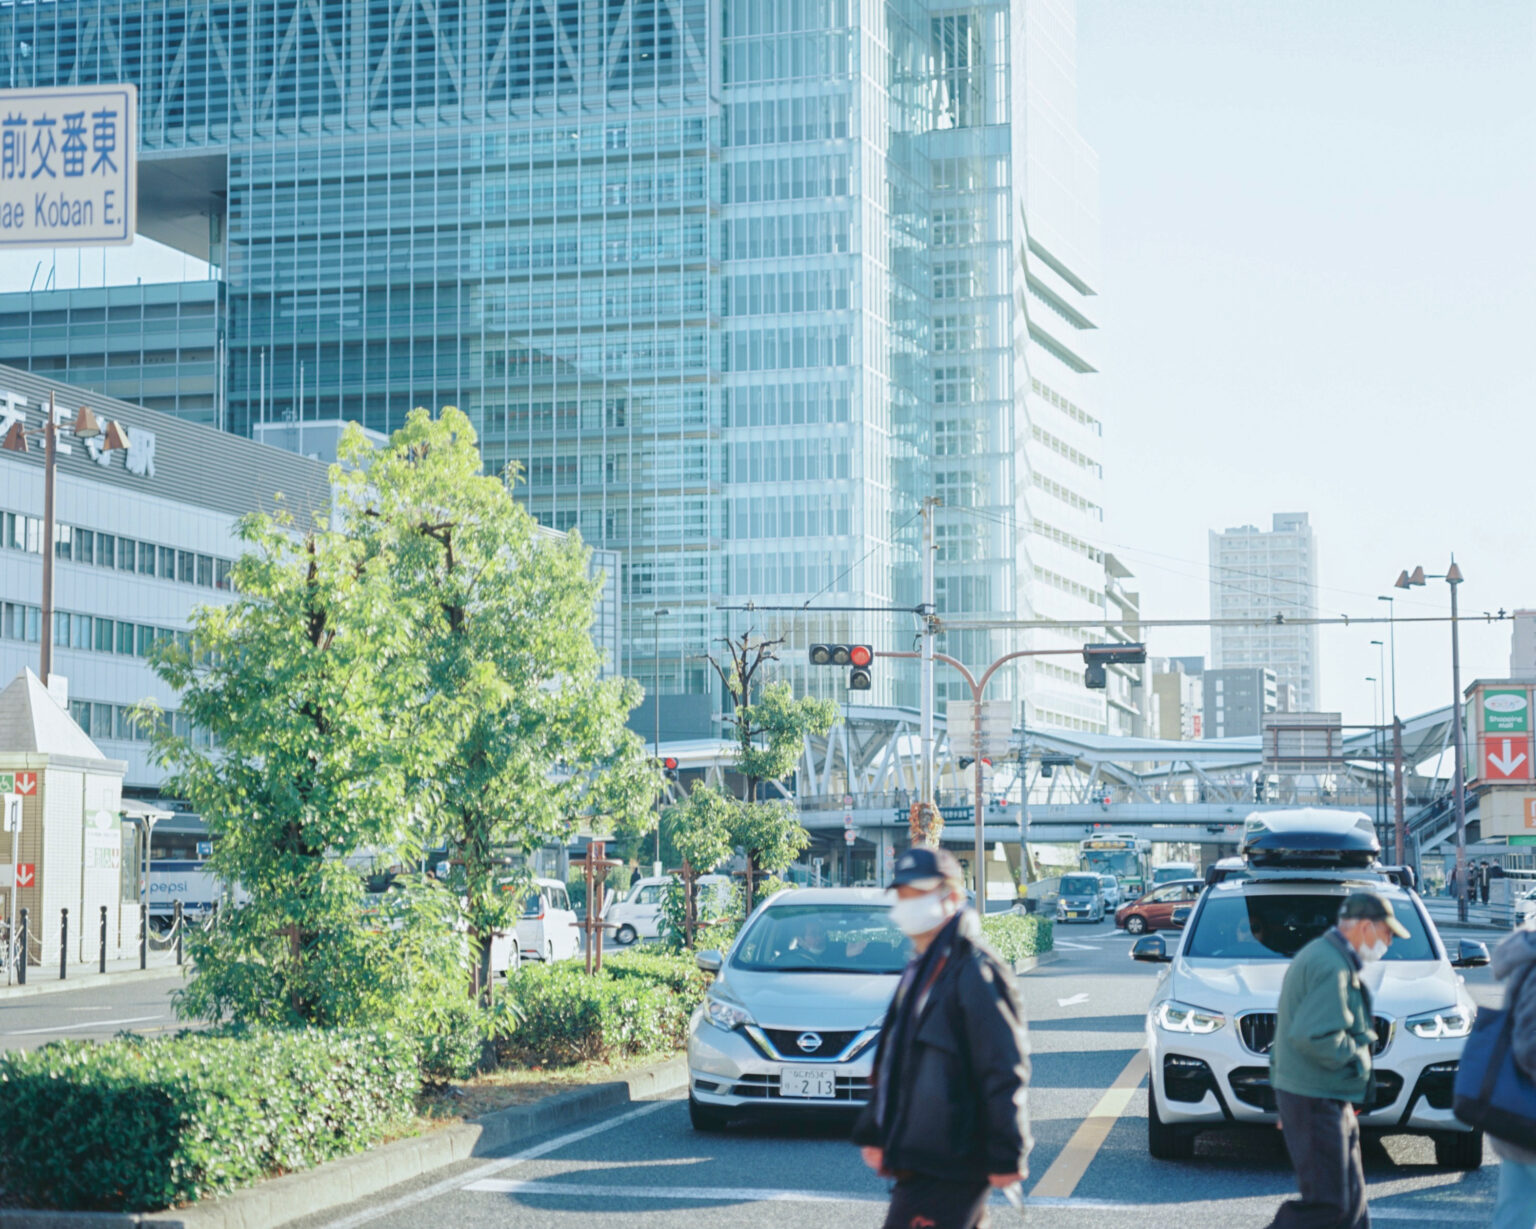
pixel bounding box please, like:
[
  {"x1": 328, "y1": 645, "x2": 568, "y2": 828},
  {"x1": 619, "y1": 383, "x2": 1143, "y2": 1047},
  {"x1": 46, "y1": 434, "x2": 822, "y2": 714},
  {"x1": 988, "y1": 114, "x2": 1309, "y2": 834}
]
[
  {"x1": 1, "y1": 393, "x2": 128, "y2": 683},
  {"x1": 1367, "y1": 667, "x2": 1383, "y2": 847},
  {"x1": 1396, "y1": 560, "x2": 1468, "y2": 920},
  {"x1": 646, "y1": 607, "x2": 671, "y2": 870},
  {"x1": 1378, "y1": 595, "x2": 1404, "y2": 863}
]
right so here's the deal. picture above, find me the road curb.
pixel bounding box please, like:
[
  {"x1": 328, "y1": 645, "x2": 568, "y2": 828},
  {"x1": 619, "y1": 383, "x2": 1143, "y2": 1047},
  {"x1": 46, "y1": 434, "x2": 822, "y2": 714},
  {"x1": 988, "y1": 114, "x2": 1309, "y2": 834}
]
[
  {"x1": 0, "y1": 1055, "x2": 688, "y2": 1229},
  {"x1": 1014, "y1": 948, "x2": 1063, "y2": 974},
  {"x1": 0, "y1": 966, "x2": 185, "y2": 1002}
]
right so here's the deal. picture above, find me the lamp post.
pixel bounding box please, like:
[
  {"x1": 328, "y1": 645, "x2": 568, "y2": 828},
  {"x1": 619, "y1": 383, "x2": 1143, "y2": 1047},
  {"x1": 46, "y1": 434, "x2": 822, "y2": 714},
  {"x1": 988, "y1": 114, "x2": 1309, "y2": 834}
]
[
  {"x1": 1396, "y1": 561, "x2": 1467, "y2": 920},
  {"x1": 1367, "y1": 667, "x2": 1384, "y2": 847},
  {"x1": 1378, "y1": 595, "x2": 1405, "y2": 863},
  {"x1": 648, "y1": 607, "x2": 671, "y2": 871},
  {"x1": 1, "y1": 393, "x2": 128, "y2": 684}
]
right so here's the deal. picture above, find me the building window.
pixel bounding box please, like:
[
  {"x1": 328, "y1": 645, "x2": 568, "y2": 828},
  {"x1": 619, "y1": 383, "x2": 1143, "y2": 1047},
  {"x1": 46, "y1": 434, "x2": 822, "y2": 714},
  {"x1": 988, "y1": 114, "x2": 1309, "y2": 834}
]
[{"x1": 159, "y1": 546, "x2": 176, "y2": 579}]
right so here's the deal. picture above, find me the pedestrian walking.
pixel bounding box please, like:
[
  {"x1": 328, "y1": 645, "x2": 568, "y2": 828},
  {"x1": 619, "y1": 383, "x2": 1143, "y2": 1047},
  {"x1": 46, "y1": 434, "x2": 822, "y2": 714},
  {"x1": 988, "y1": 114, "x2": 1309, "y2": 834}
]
[
  {"x1": 1265, "y1": 891, "x2": 1409, "y2": 1229},
  {"x1": 1482, "y1": 861, "x2": 1493, "y2": 907},
  {"x1": 1489, "y1": 923, "x2": 1536, "y2": 1229},
  {"x1": 1447, "y1": 865, "x2": 1459, "y2": 900},
  {"x1": 854, "y1": 847, "x2": 1031, "y2": 1229}
]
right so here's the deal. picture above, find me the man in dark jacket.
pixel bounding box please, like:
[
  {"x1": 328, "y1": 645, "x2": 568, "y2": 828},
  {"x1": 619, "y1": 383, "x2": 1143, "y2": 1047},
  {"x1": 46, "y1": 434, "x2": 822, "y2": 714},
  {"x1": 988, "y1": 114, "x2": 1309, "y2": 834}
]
[
  {"x1": 1266, "y1": 892, "x2": 1408, "y2": 1229},
  {"x1": 854, "y1": 847, "x2": 1031, "y2": 1229},
  {"x1": 1490, "y1": 923, "x2": 1536, "y2": 1228}
]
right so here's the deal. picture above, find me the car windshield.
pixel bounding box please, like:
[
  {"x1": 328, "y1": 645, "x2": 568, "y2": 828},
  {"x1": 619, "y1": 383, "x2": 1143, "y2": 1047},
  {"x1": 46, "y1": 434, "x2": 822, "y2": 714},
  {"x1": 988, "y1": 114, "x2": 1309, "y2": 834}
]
[
  {"x1": 730, "y1": 904, "x2": 908, "y2": 974},
  {"x1": 521, "y1": 891, "x2": 545, "y2": 918},
  {"x1": 1061, "y1": 875, "x2": 1100, "y2": 895},
  {"x1": 1154, "y1": 867, "x2": 1194, "y2": 885},
  {"x1": 1184, "y1": 892, "x2": 1436, "y2": 961}
]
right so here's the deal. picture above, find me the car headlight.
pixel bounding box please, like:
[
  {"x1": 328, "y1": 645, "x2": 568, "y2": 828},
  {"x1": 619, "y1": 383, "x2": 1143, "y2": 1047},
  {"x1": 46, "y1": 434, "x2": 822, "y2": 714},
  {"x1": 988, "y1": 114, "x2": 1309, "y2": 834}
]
[
  {"x1": 1406, "y1": 1006, "x2": 1474, "y2": 1039},
  {"x1": 1156, "y1": 1000, "x2": 1227, "y2": 1035},
  {"x1": 704, "y1": 992, "x2": 755, "y2": 1032}
]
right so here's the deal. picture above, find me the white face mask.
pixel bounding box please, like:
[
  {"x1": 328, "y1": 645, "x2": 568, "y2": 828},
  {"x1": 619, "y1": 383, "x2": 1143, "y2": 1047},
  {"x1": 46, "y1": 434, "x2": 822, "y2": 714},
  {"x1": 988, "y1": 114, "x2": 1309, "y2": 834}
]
[
  {"x1": 890, "y1": 890, "x2": 954, "y2": 937},
  {"x1": 1359, "y1": 938, "x2": 1388, "y2": 964}
]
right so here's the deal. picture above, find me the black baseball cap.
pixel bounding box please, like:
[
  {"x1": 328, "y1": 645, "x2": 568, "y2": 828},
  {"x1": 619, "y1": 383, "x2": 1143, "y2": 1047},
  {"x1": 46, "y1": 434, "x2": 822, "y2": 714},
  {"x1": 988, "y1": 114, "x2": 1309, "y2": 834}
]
[
  {"x1": 1339, "y1": 891, "x2": 1411, "y2": 938},
  {"x1": 891, "y1": 847, "x2": 964, "y2": 890}
]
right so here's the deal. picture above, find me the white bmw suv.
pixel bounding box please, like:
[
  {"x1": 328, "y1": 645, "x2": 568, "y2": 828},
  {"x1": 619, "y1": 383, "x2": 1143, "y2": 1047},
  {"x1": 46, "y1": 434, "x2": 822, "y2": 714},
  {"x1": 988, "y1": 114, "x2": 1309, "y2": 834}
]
[{"x1": 1134, "y1": 811, "x2": 1491, "y2": 1170}]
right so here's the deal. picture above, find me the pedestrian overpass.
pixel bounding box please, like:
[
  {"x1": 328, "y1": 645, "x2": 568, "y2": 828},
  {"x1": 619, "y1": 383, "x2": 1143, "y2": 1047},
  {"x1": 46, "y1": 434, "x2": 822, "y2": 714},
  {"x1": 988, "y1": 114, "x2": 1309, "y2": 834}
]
[{"x1": 651, "y1": 703, "x2": 1469, "y2": 882}]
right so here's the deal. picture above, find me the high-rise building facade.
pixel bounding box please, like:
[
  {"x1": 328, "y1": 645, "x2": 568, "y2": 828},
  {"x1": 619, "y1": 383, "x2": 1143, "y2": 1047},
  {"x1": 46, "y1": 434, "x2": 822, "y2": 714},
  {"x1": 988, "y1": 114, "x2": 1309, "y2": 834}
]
[
  {"x1": 0, "y1": 0, "x2": 1104, "y2": 726},
  {"x1": 1209, "y1": 512, "x2": 1319, "y2": 711}
]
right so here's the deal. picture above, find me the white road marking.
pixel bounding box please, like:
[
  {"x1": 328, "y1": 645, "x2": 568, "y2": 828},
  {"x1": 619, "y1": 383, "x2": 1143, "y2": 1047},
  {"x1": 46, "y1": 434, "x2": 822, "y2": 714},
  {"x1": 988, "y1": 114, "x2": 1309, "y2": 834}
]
[
  {"x1": 1052, "y1": 939, "x2": 1102, "y2": 951},
  {"x1": 316, "y1": 1098, "x2": 674, "y2": 1229},
  {"x1": 1056, "y1": 993, "x2": 1090, "y2": 1007},
  {"x1": 460, "y1": 1182, "x2": 1483, "y2": 1222},
  {"x1": 3, "y1": 1013, "x2": 165, "y2": 1036},
  {"x1": 467, "y1": 1179, "x2": 882, "y2": 1204}
]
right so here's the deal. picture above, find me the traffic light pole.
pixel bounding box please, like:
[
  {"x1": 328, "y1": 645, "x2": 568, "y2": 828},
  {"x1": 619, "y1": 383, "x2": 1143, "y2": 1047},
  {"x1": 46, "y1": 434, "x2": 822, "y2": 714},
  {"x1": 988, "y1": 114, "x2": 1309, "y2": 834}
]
[
  {"x1": 919, "y1": 498, "x2": 939, "y2": 812},
  {"x1": 879, "y1": 647, "x2": 1081, "y2": 903}
]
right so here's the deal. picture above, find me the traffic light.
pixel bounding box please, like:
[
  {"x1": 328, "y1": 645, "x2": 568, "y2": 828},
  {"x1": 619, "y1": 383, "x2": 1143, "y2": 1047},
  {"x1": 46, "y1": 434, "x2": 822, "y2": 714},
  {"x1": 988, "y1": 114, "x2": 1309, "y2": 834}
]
[
  {"x1": 662, "y1": 756, "x2": 679, "y2": 781},
  {"x1": 809, "y1": 643, "x2": 873, "y2": 690},
  {"x1": 1081, "y1": 642, "x2": 1147, "y2": 689}
]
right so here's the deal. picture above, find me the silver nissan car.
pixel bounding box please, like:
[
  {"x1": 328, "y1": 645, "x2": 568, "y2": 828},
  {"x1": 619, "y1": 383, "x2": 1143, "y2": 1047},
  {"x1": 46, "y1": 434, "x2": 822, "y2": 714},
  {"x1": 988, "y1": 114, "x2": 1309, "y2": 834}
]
[{"x1": 685, "y1": 887, "x2": 908, "y2": 1130}]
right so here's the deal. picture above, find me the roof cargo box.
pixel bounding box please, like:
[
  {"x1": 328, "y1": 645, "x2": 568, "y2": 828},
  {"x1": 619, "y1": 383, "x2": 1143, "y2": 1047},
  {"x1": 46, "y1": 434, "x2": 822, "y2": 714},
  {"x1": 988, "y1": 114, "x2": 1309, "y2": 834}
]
[{"x1": 1241, "y1": 809, "x2": 1379, "y2": 868}]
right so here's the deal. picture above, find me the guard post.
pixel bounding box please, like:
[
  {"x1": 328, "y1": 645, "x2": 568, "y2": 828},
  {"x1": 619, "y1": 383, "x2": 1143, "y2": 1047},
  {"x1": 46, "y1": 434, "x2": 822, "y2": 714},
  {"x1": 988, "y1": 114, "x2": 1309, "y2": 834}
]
[
  {"x1": 59, "y1": 907, "x2": 68, "y2": 980},
  {"x1": 99, "y1": 905, "x2": 108, "y2": 974}
]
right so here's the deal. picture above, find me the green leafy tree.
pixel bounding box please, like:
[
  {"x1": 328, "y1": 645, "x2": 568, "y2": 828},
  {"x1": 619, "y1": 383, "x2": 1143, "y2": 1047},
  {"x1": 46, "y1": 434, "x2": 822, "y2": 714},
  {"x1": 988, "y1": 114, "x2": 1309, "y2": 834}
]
[
  {"x1": 340, "y1": 408, "x2": 656, "y2": 997},
  {"x1": 708, "y1": 634, "x2": 838, "y2": 913},
  {"x1": 143, "y1": 512, "x2": 463, "y2": 1028},
  {"x1": 657, "y1": 784, "x2": 736, "y2": 949}
]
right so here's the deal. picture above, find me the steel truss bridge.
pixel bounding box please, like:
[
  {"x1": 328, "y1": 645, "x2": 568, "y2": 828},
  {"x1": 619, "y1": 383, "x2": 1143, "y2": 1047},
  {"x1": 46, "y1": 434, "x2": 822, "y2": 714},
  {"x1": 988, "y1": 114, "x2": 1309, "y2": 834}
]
[{"x1": 654, "y1": 703, "x2": 1471, "y2": 859}]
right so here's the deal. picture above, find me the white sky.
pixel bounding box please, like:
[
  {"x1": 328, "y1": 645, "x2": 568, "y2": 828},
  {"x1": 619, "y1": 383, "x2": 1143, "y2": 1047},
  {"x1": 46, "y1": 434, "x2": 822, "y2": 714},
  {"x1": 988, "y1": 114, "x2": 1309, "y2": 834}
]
[
  {"x1": 1078, "y1": 0, "x2": 1536, "y2": 725},
  {"x1": 4, "y1": 2, "x2": 1533, "y2": 731}
]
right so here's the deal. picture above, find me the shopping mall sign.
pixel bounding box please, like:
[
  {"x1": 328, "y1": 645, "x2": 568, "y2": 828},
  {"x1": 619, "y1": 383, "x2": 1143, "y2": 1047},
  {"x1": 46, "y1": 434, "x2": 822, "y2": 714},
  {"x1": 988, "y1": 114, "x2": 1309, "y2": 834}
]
[
  {"x1": 0, "y1": 84, "x2": 137, "y2": 248},
  {"x1": 1482, "y1": 688, "x2": 1530, "y2": 733}
]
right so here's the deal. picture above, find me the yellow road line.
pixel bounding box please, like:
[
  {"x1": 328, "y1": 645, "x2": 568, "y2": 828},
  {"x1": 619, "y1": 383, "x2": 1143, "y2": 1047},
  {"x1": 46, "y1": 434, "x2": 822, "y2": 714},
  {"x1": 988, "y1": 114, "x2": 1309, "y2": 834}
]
[{"x1": 1029, "y1": 1049, "x2": 1149, "y2": 1200}]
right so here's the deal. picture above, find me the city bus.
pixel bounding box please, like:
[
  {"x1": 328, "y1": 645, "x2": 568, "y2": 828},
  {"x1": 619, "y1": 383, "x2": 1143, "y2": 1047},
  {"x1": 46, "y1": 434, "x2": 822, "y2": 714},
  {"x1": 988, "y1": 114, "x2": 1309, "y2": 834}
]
[{"x1": 1079, "y1": 834, "x2": 1151, "y2": 899}]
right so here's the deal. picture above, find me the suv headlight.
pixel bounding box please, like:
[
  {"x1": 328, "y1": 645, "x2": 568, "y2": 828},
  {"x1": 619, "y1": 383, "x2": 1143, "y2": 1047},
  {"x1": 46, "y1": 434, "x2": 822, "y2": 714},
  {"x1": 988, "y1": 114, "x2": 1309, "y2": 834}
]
[
  {"x1": 1405, "y1": 1006, "x2": 1474, "y2": 1039},
  {"x1": 1156, "y1": 1000, "x2": 1227, "y2": 1035},
  {"x1": 704, "y1": 991, "x2": 755, "y2": 1032}
]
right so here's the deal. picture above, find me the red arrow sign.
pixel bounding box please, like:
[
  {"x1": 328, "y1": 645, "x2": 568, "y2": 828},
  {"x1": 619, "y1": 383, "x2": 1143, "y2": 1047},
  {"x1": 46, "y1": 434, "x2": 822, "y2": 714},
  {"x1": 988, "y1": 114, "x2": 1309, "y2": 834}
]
[
  {"x1": 13, "y1": 772, "x2": 36, "y2": 796},
  {"x1": 1484, "y1": 737, "x2": 1533, "y2": 781},
  {"x1": 15, "y1": 864, "x2": 34, "y2": 887}
]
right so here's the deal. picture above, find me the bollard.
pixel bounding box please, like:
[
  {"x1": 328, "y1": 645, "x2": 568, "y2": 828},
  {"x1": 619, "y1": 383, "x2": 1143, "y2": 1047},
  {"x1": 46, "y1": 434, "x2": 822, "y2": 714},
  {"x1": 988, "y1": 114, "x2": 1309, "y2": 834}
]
[
  {"x1": 174, "y1": 900, "x2": 184, "y2": 966},
  {"x1": 60, "y1": 908, "x2": 68, "y2": 980},
  {"x1": 17, "y1": 908, "x2": 26, "y2": 986},
  {"x1": 99, "y1": 905, "x2": 108, "y2": 974},
  {"x1": 139, "y1": 904, "x2": 148, "y2": 970}
]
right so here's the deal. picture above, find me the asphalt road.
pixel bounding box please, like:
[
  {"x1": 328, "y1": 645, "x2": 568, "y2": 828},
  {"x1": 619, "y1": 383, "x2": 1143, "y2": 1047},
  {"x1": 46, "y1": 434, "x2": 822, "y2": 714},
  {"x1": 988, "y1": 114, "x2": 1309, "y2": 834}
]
[
  {"x1": 288, "y1": 920, "x2": 1511, "y2": 1229},
  {"x1": 0, "y1": 970, "x2": 185, "y2": 1051}
]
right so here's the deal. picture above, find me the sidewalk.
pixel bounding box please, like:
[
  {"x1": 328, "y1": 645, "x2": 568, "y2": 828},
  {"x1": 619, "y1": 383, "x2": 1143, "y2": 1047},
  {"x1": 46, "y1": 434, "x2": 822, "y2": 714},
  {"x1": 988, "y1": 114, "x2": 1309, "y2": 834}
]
[
  {"x1": 0, "y1": 955, "x2": 186, "y2": 1001},
  {"x1": 1422, "y1": 896, "x2": 1516, "y2": 933}
]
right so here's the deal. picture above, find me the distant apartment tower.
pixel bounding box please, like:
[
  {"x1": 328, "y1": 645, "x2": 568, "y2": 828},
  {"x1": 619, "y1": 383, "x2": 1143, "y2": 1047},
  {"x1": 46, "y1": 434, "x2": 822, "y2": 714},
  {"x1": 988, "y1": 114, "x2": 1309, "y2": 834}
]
[
  {"x1": 1203, "y1": 666, "x2": 1278, "y2": 739},
  {"x1": 1209, "y1": 513, "x2": 1319, "y2": 711},
  {"x1": 1511, "y1": 610, "x2": 1536, "y2": 681}
]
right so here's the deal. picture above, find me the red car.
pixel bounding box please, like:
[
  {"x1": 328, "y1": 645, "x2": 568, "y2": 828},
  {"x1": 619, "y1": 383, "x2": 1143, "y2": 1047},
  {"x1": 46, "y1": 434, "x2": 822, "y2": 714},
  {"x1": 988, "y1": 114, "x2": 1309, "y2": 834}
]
[{"x1": 1115, "y1": 879, "x2": 1204, "y2": 935}]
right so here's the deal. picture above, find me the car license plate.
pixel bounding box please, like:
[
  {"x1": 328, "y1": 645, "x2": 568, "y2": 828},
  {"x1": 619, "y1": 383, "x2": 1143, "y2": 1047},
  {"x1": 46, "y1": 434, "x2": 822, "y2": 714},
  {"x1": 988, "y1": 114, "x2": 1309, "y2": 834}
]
[{"x1": 779, "y1": 1066, "x2": 837, "y2": 1099}]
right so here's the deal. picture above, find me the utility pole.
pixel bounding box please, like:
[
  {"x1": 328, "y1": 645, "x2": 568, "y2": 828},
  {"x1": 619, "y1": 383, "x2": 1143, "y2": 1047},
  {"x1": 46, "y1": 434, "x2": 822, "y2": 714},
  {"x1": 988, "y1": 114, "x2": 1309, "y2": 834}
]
[{"x1": 1447, "y1": 563, "x2": 1468, "y2": 922}]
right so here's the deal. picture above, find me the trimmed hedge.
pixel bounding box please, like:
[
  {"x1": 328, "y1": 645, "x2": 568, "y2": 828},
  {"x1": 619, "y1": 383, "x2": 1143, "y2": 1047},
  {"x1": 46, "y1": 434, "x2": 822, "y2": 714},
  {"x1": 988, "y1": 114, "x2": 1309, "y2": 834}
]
[
  {"x1": 981, "y1": 912, "x2": 1053, "y2": 963},
  {"x1": 600, "y1": 948, "x2": 712, "y2": 1012},
  {"x1": 500, "y1": 961, "x2": 691, "y2": 1067},
  {"x1": 0, "y1": 1029, "x2": 417, "y2": 1212}
]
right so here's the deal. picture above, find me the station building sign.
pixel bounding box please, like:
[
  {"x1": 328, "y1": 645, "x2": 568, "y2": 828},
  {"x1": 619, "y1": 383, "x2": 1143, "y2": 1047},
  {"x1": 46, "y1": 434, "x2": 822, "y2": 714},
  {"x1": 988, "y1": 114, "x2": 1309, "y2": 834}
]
[{"x1": 0, "y1": 84, "x2": 136, "y2": 248}]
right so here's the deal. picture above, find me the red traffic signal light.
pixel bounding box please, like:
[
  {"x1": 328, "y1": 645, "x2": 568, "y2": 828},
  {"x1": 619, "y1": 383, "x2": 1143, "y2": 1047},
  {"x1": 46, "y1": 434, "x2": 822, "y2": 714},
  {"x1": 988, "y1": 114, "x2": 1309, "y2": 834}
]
[
  {"x1": 663, "y1": 757, "x2": 678, "y2": 771},
  {"x1": 848, "y1": 644, "x2": 873, "y2": 667}
]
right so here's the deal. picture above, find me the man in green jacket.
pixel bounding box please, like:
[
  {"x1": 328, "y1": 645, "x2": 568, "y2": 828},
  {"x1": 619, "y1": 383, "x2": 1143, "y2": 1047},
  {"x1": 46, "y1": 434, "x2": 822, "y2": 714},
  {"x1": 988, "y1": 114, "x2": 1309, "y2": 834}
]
[{"x1": 1265, "y1": 892, "x2": 1408, "y2": 1229}]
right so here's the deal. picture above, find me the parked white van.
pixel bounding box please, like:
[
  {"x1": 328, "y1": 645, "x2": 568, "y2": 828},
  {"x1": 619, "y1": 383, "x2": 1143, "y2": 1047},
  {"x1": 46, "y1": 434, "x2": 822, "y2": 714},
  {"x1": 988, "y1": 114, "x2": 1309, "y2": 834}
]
[{"x1": 605, "y1": 874, "x2": 734, "y2": 945}]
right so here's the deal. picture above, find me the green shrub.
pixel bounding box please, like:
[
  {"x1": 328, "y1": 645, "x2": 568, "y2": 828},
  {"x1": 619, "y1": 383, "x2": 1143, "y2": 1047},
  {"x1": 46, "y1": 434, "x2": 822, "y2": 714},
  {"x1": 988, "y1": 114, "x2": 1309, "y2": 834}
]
[
  {"x1": 601, "y1": 948, "x2": 712, "y2": 1014},
  {"x1": 0, "y1": 1028, "x2": 417, "y2": 1212},
  {"x1": 500, "y1": 963, "x2": 688, "y2": 1066},
  {"x1": 981, "y1": 912, "x2": 1053, "y2": 963}
]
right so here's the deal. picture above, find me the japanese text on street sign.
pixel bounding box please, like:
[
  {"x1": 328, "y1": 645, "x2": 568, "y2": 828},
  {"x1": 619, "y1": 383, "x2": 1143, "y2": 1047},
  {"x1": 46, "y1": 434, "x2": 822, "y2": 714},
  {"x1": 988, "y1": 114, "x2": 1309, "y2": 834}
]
[
  {"x1": 0, "y1": 84, "x2": 136, "y2": 248},
  {"x1": 1482, "y1": 688, "x2": 1531, "y2": 734}
]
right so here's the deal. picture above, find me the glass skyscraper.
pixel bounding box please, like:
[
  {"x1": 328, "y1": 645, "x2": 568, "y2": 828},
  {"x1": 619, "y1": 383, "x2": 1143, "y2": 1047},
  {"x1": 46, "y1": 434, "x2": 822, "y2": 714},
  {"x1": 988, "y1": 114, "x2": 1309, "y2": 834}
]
[{"x1": 0, "y1": 0, "x2": 1107, "y2": 729}]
